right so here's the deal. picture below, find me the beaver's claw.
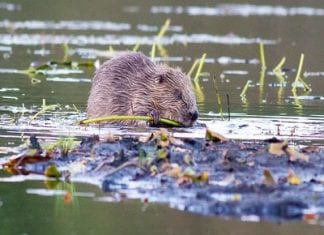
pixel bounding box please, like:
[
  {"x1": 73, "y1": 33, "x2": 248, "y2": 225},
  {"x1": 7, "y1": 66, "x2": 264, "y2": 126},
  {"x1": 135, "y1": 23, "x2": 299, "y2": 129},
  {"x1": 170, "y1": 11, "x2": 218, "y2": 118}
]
[{"x1": 149, "y1": 110, "x2": 161, "y2": 126}]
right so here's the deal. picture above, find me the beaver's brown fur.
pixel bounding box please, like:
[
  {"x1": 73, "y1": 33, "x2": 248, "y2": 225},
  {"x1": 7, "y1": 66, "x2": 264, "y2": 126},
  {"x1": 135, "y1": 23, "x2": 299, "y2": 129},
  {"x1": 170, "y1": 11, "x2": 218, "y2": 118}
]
[{"x1": 86, "y1": 52, "x2": 198, "y2": 127}]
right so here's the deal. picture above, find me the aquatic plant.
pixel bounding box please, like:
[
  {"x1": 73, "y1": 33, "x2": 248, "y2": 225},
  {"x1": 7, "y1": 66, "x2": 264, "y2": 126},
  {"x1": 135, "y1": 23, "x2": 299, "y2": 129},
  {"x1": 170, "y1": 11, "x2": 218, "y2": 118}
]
[
  {"x1": 79, "y1": 115, "x2": 182, "y2": 127},
  {"x1": 213, "y1": 77, "x2": 224, "y2": 120},
  {"x1": 292, "y1": 53, "x2": 311, "y2": 92},
  {"x1": 240, "y1": 80, "x2": 252, "y2": 102},
  {"x1": 29, "y1": 99, "x2": 60, "y2": 124},
  {"x1": 150, "y1": 19, "x2": 171, "y2": 59},
  {"x1": 259, "y1": 42, "x2": 266, "y2": 69}
]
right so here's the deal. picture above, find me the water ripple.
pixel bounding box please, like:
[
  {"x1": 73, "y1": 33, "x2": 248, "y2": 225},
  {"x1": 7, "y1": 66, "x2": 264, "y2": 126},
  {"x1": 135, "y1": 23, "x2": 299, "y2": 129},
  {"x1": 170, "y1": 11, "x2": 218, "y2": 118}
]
[
  {"x1": 0, "y1": 20, "x2": 131, "y2": 31},
  {"x1": 0, "y1": 33, "x2": 276, "y2": 46},
  {"x1": 151, "y1": 4, "x2": 324, "y2": 17}
]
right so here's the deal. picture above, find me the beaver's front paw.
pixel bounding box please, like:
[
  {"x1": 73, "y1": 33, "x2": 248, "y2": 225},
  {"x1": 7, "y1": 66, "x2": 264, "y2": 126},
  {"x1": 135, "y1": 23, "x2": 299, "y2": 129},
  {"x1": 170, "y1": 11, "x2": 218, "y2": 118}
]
[{"x1": 149, "y1": 110, "x2": 161, "y2": 127}]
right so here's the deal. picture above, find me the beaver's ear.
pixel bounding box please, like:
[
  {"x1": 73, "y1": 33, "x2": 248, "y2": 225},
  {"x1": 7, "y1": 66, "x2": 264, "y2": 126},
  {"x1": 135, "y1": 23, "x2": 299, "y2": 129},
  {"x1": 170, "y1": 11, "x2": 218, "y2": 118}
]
[{"x1": 155, "y1": 74, "x2": 165, "y2": 84}]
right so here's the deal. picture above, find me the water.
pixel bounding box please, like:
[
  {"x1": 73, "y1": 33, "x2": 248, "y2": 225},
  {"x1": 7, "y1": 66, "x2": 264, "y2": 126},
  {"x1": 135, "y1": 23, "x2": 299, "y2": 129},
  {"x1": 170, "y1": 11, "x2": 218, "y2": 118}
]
[{"x1": 0, "y1": 0, "x2": 324, "y2": 233}]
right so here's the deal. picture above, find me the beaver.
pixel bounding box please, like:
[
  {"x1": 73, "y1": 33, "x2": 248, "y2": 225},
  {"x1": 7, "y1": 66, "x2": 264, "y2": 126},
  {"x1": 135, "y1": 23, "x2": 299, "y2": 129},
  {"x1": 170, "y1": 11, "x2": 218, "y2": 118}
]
[{"x1": 86, "y1": 52, "x2": 198, "y2": 127}]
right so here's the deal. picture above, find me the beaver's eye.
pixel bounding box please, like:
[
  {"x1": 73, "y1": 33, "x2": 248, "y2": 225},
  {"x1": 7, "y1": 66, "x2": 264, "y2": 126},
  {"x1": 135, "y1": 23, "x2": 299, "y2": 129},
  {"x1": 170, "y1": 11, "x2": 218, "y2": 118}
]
[{"x1": 175, "y1": 89, "x2": 182, "y2": 100}]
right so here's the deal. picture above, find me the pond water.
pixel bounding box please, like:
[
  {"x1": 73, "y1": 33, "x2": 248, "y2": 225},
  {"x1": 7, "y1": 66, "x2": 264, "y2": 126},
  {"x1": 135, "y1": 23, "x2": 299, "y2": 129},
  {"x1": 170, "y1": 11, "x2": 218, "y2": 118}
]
[{"x1": 0, "y1": 0, "x2": 323, "y2": 234}]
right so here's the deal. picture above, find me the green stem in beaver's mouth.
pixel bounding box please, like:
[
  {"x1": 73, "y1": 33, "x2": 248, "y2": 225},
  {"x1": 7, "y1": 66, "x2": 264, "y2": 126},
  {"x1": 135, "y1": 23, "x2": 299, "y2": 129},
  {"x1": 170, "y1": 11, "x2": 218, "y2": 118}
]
[{"x1": 79, "y1": 115, "x2": 183, "y2": 127}]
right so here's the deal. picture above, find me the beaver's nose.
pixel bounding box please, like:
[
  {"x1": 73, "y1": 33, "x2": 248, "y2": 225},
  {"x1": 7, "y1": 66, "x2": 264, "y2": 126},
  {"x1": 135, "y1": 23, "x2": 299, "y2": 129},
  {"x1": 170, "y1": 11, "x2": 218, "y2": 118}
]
[{"x1": 189, "y1": 110, "x2": 198, "y2": 121}]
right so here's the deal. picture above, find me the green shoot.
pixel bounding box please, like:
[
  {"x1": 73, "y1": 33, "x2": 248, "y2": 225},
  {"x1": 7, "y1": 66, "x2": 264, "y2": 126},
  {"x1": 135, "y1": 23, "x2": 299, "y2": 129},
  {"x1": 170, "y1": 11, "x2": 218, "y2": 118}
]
[
  {"x1": 62, "y1": 43, "x2": 70, "y2": 62},
  {"x1": 240, "y1": 80, "x2": 252, "y2": 98},
  {"x1": 133, "y1": 41, "x2": 141, "y2": 51},
  {"x1": 273, "y1": 57, "x2": 286, "y2": 73},
  {"x1": 292, "y1": 53, "x2": 311, "y2": 92},
  {"x1": 29, "y1": 99, "x2": 60, "y2": 123},
  {"x1": 187, "y1": 59, "x2": 199, "y2": 77},
  {"x1": 80, "y1": 115, "x2": 182, "y2": 127},
  {"x1": 213, "y1": 77, "x2": 224, "y2": 120},
  {"x1": 157, "y1": 19, "x2": 171, "y2": 40},
  {"x1": 194, "y1": 53, "x2": 207, "y2": 83},
  {"x1": 150, "y1": 43, "x2": 157, "y2": 59},
  {"x1": 259, "y1": 42, "x2": 266, "y2": 69}
]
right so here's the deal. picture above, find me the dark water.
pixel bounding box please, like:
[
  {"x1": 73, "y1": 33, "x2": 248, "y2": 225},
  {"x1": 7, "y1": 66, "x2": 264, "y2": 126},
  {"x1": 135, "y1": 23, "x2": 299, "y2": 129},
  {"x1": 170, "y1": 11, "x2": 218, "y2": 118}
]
[
  {"x1": 0, "y1": 0, "x2": 324, "y2": 233},
  {"x1": 1, "y1": 180, "x2": 323, "y2": 235}
]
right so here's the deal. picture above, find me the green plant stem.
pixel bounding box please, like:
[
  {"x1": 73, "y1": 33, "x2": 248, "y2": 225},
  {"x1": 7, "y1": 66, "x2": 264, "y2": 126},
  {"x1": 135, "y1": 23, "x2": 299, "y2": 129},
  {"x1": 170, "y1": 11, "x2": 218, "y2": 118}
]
[
  {"x1": 259, "y1": 42, "x2": 266, "y2": 69},
  {"x1": 187, "y1": 59, "x2": 199, "y2": 77},
  {"x1": 240, "y1": 80, "x2": 252, "y2": 98},
  {"x1": 292, "y1": 53, "x2": 311, "y2": 92},
  {"x1": 133, "y1": 42, "x2": 141, "y2": 51},
  {"x1": 79, "y1": 115, "x2": 182, "y2": 127},
  {"x1": 194, "y1": 53, "x2": 207, "y2": 83},
  {"x1": 273, "y1": 57, "x2": 286, "y2": 73},
  {"x1": 157, "y1": 19, "x2": 171, "y2": 39},
  {"x1": 150, "y1": 43, "x2": 156, "y2": 59}
]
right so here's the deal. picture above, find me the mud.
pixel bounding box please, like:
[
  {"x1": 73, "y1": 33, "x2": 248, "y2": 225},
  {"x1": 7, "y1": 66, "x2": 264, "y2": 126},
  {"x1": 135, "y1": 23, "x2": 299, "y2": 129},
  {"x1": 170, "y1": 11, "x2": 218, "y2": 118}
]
[{"x1": 2, "y1": 131, "x2": 324, "y2": 223}]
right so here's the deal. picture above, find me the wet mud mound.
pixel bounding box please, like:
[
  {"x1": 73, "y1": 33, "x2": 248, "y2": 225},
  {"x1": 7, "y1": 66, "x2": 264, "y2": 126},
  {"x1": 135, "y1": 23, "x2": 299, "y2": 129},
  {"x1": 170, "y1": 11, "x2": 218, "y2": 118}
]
[{"x1": 2, "y1": 129, "x2": 324, "y2": 223}]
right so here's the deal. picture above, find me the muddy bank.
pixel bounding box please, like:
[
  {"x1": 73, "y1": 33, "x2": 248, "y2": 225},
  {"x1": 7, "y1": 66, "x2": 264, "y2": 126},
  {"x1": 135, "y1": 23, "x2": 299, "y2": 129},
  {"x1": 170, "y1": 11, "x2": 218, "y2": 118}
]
[{"x1": 2, "y1": 130, "x2": 324, "y2": 224}]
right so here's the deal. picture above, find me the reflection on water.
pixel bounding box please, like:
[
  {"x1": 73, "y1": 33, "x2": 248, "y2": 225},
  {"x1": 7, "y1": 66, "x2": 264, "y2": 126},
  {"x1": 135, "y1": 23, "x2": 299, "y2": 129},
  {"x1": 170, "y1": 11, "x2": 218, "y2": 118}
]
[
  {"x1": 0, "y1": 181, "x2": 323, "y2": 235},
  {"x1": 150, "y1": 4, "x2": 324, "y2": 16}
]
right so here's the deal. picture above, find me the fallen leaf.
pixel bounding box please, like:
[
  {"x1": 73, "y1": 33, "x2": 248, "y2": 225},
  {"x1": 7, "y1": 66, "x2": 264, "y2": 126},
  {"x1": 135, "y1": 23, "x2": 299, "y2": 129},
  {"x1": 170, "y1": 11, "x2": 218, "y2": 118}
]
[
  {"x1": 263, "y1": 168, "x2": 276, "y2": 186},
  {"x1": 303, "y1": 213, "x2": 318, "y2": 223},
  {"x1": 165, "y1": 165, "x2": 182, "y2": 178},
  {"x1": 287, "y1": 169, "x2": 301, "y2": 185},
  {"x1": 285, "y1": 146, "x2": 309, "y2": 162},
  {"x1": 199, "y1": 171, "x2": 209, "y2": 183},
  {"x1": 268, "y1": 140, "x2": 287, "y2": 156},
  {"x1": 156, "y1": 149, "x2": 169, "y2": 160},
  {"x1": 206, "y1": 128, "x2": 228, "y2": 142},
  {"x1": 183, "y1": 154, "x2": 194, "y2": 165},
  {"x1": 150, "y1": 165, "x2": 158, "y2": 176}
]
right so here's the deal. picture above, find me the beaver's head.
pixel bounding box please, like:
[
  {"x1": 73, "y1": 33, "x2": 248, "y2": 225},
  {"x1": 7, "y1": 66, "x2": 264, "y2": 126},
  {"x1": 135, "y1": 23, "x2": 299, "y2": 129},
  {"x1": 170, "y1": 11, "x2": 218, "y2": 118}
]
[{"x1": 150, "y1": 65, "x2": 198, "y2": 127}]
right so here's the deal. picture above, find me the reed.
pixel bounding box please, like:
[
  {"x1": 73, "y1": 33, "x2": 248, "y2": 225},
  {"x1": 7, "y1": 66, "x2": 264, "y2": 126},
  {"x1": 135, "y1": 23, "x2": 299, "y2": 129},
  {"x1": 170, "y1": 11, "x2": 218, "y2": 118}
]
[
  {"x1": 292, "y1": 53, "x2": 311, "y2": 92},
  {"x1": 80, "y1": 115, "x2": 182, "y2": 127},
  {"x1": 259, "y1": 42, "x2": 266, "y2": 69},
  {"x1": 194, "y1": 53, "x2": 207, "y2": 83},
  {"x1": 240, "y1": 80, "x2": 252, "y2": 98},
  {"x1": 213, "y1": 77, "x2": 224, "y2": 120}
]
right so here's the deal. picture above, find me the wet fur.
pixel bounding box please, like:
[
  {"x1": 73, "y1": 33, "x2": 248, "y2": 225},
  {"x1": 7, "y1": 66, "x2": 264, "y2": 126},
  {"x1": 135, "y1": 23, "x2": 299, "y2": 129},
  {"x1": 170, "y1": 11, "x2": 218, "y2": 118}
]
[{"x1": 87, "y1": 52, "x2": 198, "y2": 126}]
